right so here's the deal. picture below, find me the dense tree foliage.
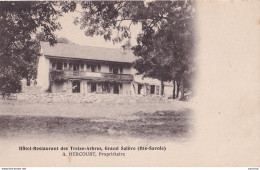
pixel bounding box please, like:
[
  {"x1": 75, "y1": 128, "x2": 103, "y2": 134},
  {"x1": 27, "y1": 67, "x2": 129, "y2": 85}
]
[
  {"x1": 36, "y1": 32, "x2": 71, "y2": 44},
  {"x1": 14, "y1": 31, "x2": 71, "y2": 88},
  {"x1": 133, "y1": 17, "x2": 195, "y2": 98},
  {"x1": 0, "y1": 1, "x2": 61, "y2": 95},
  {"x1": 16, "y1": 40, "x2": 40, "y2": 86}
]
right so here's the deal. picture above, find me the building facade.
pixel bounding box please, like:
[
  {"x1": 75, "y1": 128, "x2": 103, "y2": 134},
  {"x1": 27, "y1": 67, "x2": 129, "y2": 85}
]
[{"x1": 37, "y1": 42, "x2": 173, "y2": 96}]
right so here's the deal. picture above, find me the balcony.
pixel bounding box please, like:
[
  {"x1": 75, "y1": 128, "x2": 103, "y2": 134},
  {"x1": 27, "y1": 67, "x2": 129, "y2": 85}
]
[
  {"x1": 101, "y1": 73, "x2": 134, "y2": 82},
  {"x1": 61, "y1": 70, "x2": 133, "y2": 82},
  {"x1": 63, "y1": 70, "x2": 101, "y2": 78}
]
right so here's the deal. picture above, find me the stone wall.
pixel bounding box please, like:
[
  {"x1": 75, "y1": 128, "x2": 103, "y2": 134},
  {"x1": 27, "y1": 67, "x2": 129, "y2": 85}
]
[{"x1": 2, "y1": 93, "x2": 172, "y2": 104}]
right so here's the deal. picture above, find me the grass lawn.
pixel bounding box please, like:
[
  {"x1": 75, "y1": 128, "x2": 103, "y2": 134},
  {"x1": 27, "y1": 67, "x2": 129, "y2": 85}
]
[{"x1": 0, "y1": 101, "x2": 193, "y2": 141}]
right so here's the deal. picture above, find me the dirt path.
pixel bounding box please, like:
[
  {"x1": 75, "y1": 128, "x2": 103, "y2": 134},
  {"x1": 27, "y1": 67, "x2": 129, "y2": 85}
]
[{"x1": 0, "y1": 101, "x2": 193, "y2": 141}]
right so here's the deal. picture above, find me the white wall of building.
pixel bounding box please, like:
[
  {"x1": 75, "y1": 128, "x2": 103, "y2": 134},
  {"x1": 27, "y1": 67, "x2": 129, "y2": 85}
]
[
  {"x1": 122, "y1": 83, "x2": 131, "y2": 95},
  {"x1": 101, "y1": 64, "x2": 109, "y2": 73},
  {"x1": 37, "y1": 51, "x2": 173, "y2": 95},
  {"x1": 164, "y1": 86, "x2": 173, "y2": 98},
  {"x1": 122, "y1": 65, "x2": 132, "y2": 74},
  {"x1": 37, "y1": 52, "x2": 50, "y2": 91}
]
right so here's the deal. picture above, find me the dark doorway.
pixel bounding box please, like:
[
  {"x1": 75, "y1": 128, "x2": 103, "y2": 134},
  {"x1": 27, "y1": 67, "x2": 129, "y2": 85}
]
[
  {"x1": 72, "y1": 80, "x2": 80, "y2": 93},
  {"x1": 150, "y1": 85, "x2": 155, "y2": 94},
  {"x1": 138, "y1": 84, "x2": 143, "y2": 94},
  {"x1": 114, "y1": 84, "x2": 119, "y2": 94},
  {"x1": 102, "y1": 82, "x2": 110, "y2": 93},
  {"x1": 91, "y1": 83, "x2": 97, "y2": 93}
]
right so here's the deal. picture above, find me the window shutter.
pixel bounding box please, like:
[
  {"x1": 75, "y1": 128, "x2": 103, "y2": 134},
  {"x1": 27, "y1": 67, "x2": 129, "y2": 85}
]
[{"x1": 156, "y1": 86, "x2": 160, "y2": 95}]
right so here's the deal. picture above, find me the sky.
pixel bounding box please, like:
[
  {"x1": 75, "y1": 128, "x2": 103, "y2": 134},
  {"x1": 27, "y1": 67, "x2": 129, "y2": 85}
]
[{"x1": 55, "y1": 11, "x2": 141, "y2": 49}]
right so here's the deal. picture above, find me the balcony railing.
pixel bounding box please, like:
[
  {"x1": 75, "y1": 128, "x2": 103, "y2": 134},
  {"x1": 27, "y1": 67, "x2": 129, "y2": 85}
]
[
  {"x1": 101, "y1": 73, "x2": 134, "y2": 82},
  {"x1": 60, "y1": 70, "x2": 133, "y2": 82},
  {"x1": 63, "y1": 70, "x2": 102, "y2": 78}
]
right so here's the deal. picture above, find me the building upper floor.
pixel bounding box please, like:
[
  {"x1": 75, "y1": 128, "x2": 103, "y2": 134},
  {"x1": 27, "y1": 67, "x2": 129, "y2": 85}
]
[
  {"x1": 49, "y1": 58, "x2": 132, "y2": 74},
  {"x1": 40, "y1": 41, "x2": 138, "y2": 82},
  {"x1": 40, "y1": 41, "x2": 136, "y2": 71},
  {"x1": 37, "y1": 42, "x2": 173, "y2": 93}
]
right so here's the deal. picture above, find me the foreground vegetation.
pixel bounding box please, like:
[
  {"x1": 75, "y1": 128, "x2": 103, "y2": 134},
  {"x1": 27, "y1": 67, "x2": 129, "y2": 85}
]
[{"x1": 0, "y1": 102, "x2": 192, "y2": 140}]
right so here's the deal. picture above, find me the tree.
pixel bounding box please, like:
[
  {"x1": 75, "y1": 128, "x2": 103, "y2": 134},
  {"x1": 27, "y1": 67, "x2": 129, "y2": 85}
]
[
  {"x1": 16, "y1": 40, "x2": 40, "y2": 86},
  {"x1": 0, "y1": 1, "x2": 61, "y2": 95},
  {"x1": 15, "y1": 32, "x2": 71, "y2": 87},
  {"x1": 61, "y1": 1, "x2": 195, "y2": 97},
  {"x1": 36, "y1": 31, "x2": 71, "y2": 44},
  {"x1": 57, "y1": 37, "x2": 71, "y2": 44},
  {"x1": 131, "y1": 1, "x2": 195, "y2": 98}
]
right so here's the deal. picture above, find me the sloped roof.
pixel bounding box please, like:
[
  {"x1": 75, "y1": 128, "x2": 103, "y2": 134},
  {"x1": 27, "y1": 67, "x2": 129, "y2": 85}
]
[
  {"x1": 134, "y1": 75, "x2": 173, "y2": 86},
  {"x1": 40, "y1": 41, "x2": 137, "y2": 63}
]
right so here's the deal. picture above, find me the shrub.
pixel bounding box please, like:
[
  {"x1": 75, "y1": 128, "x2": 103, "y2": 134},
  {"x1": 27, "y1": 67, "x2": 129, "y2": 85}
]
[
  {"x1": 49, "y1": 70, "x2": 66, "y2": 84},
  {"x1": 0, "y1": 74, "x2": 22, "y2": 96}
]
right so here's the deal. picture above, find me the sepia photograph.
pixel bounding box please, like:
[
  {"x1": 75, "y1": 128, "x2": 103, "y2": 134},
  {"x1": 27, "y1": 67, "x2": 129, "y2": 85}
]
[
  {"x1": 0, "y1": 0, "x2": 259, "y2": 167},
  {"x1": 0, "y1": 0, "x2": 195, "y2": 140}
]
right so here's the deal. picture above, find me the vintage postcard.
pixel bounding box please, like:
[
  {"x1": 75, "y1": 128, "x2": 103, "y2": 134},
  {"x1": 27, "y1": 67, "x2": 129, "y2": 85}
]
[{"x1": 0, "y1": 0, "x2": 259, "y2": 167}]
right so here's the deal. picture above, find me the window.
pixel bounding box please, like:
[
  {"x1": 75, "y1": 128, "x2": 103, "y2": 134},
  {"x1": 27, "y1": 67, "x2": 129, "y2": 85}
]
[
  {"x1": 97, "y1": 83, "x2": 102, "y2": 93},
  {"x1": 73, "y1": 64, "x2": 79, "y2": 71},
  {"x1": 114, "y1": 68, "x2": 118, "y2": 74},
  {"x1": 120, "y1": 67, "x2": 123, "y2": 74},
  {"x1": 98, "y1": 65, "x2": 101, "y2": 72},
  {"x1": 138, "y1": 84, "x2": 143, "y2": 94},
  {"x1": 69, "y1": 63, "x2": 72, "y2": 70},
  {"x1": 150, "y1": 85, "x2": 155, "y2": 94},
  {"x1": 109, "y1": 65, "x2": 119, "y2": 74},
  {"x1": 64, "y1": 63, "x2": 67, "y2": 70},
  {"x1": 91, "y1": 83, "x2": 96, "y2": 92},
  {"x1": 114, "y1": 84, "x2": 119, "y2": 94},
  {"x1": 52, "y1": 62, "x2": 56, "y2": 70},
  {"x1": 91, "y1": 65, "x2": 96, "y2": 72},
  {"x1": 81, "y1": 64, "x2": 84, "y2": 71},
  {"x1": 72, "y1": 80, "x2": 80, "y2": 93},
  {"x1": 102, "y1": 82, "x2": 110, "y2": 93},
  {"x1": 56, "y1": 62, "x2": 63, "y2": 70}
]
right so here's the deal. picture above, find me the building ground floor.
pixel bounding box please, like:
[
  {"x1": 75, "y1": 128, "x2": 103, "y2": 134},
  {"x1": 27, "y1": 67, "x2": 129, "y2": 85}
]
[
  {"x1": 50, "y1": 78, "x2": 174, "y2": 97},
  {"x1": 51, "y1": 79, "x2": 132, "y2": 95}
]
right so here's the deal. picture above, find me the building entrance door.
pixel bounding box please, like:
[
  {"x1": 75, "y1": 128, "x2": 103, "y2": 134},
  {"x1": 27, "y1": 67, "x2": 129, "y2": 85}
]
[
  {"x1": 91, "y1": 83, "x2": 97, "y2": 93},
  {"x1": 114, "y1": 84, "x2": 119, "y2": 94},
  {"x1": 72, "y1": 80, "x2": 80, "y2": 93},
  {"x1": 150, "y1": 85, "x2": 155, "y2": 94},
  {"x1": 138, "y1": 84, "x2": 143, "y2": 94}
]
